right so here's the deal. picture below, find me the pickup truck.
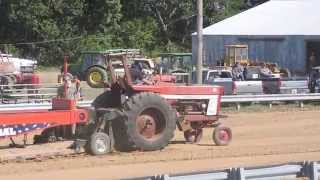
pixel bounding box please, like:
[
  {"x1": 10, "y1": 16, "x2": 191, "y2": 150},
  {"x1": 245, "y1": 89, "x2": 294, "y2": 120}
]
[
  {"x1": 309, "y1": 66, "x2": 320, "y2": 93},
  {"x1": 201, "y1": 69, "x2": 266, "y2": 95},
  {"x1": 279, "y1": 77, "x2": 309, "y2": 94},
  {"x1": 198, "y1": 68, "x2": 308, "y2": 95}
]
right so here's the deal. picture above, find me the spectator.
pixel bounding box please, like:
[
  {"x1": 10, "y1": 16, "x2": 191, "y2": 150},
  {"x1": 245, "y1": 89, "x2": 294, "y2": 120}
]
[
  {"x1": 232, "y1": 62, "x2": 244, "y2": 80},
  {"x1": 309, "y1": 51, "x2": 317, "y2": 70},
  {"x1": 243, "y1": 63, "x2": 248, "y2": 80},
  {"x1": 260, "y1": 63, "x2": 273, "y2": 78},
  {"x1": 57, "y1": 73, "x2": 81, "y2": 100},
  {"x1": 72, "y1": 75, "x2": 83, "y2": 100}
]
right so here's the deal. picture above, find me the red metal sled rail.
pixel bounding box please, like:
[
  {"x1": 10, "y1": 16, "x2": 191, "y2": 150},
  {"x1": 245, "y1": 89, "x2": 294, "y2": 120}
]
[{"x1": 0, "y1": 98, "x2": 88, "y2": 138}]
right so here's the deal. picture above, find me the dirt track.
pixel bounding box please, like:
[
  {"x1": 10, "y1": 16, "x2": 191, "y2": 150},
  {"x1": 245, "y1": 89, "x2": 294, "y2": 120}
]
[{"x1": 1, "y1": 108, "x2": 320, "y2": 179}]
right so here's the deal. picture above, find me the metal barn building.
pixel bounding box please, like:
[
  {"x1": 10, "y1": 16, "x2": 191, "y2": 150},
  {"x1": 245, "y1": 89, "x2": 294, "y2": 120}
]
[{"x1": 192, "y1": 0, "x2": 320, "y2": 74}]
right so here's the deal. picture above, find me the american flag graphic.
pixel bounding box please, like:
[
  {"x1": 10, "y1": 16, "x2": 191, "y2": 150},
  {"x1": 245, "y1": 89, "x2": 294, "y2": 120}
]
[{"x1": 0, "y1": 123, "x2": 52, "y2": 137}]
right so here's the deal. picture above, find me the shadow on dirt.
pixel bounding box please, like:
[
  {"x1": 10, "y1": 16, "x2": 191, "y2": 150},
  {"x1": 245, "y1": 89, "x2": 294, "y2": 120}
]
[
  {"x1": 169, "y1": 140, "x2": 187, "y2": 144},
  {"x1": 196, "y1": 144, "x2": 217, "y2": 147},
  {"x1": 169, "y1": 141, "x2": 217, "y2": 147}
]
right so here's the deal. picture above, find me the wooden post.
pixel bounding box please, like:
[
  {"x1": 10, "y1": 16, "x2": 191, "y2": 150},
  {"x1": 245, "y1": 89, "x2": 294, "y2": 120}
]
[{"x1": 63, "y1": 55, "x2": 68, "y2": 98}]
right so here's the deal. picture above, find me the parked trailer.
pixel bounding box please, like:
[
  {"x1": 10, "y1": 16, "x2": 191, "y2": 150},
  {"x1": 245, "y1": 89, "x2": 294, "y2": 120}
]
[{"x1": 0, "y1": 53, "x2": 39, "y2": 88}]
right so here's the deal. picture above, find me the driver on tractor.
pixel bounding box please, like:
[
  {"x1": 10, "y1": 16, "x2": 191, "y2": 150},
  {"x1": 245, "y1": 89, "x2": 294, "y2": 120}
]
[{"x1": 130, "y1": 62, "x2": 153, "y2": 85}]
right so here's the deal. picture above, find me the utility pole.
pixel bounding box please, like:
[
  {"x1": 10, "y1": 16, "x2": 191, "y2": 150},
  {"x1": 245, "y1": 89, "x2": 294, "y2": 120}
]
[{"x1": 196, "y1": 0, "x2": 203, "y2": 84}]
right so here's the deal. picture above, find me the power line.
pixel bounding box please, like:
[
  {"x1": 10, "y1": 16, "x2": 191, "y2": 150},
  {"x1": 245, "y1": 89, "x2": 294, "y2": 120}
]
[{"x1": 0, "y1": 35, "x2": 107, "y2": 46}]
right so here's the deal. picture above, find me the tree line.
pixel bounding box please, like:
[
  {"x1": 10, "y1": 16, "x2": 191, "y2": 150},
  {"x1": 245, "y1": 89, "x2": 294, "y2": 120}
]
[{"x1": 0, "y1": 0, "x2": 265, "y2": 65}]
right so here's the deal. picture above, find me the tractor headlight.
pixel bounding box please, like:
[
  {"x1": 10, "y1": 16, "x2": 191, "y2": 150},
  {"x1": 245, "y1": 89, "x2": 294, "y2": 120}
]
[{"x1": 201, "y1": 103, "x2": 207, "y2": 110}]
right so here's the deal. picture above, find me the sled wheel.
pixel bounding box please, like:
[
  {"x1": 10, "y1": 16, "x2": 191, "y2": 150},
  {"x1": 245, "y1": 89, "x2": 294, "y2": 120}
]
[{"x1": 88, "y1": 132, "x2": 111, "y2": 155}]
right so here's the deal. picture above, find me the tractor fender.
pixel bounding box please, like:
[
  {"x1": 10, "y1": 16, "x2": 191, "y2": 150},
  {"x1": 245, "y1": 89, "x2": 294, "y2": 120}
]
[{"x1": 96, "y1": 108, "x2": 124, "y2": 122}]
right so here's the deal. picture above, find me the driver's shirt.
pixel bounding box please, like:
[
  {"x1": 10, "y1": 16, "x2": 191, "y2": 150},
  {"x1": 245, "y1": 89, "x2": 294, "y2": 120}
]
[{"x1": 130, "y1": 67, "x2": 143, "y2": 82}]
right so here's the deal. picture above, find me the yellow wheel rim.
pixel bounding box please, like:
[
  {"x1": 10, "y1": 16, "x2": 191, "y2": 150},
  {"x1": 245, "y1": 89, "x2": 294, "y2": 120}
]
[{"x1": 90, "y1": 71, "x2": 102, "y2": 85}]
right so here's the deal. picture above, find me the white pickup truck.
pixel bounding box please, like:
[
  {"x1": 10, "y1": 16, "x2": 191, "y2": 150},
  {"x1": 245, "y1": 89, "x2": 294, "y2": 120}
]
[
  {"x1": 200, "y1": 68, "x2": 308, "y2": 95},
  {"x1": 202, "y1": 69, "x2": 264, "y2": 95},
  {"x1": 279, "y1": 77, "x2": 309, "y2": 94}
]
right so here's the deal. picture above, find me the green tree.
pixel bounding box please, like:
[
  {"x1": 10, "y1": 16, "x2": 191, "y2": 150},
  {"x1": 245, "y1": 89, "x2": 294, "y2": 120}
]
[
  {"x1": 0, "y1": 0, "x2": 249, "y2": 64},
  {"x1": 0, "y1": 0, "x2": 121, "y2": 65}
]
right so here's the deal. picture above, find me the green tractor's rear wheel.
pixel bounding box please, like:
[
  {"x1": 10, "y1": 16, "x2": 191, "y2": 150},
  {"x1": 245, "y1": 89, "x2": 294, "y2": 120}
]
[{"x1": 86, "y1": 67, "x2": 107, "y2": 88}]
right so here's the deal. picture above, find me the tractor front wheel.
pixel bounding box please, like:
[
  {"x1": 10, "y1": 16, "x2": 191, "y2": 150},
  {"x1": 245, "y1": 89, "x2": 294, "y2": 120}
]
[{"x1": 212, "y1": 126, "x2": 232, "y2": 146}]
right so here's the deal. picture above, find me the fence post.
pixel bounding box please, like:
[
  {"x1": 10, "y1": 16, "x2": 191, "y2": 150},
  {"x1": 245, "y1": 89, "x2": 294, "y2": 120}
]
[
  {"x1": 301, "y1": 161, "x2": 318, "y2": 180},
  {"x1": 299, "y1": 101, "x2": 304, "y2": 108},
  {"x1": 229, "y1": 167, "x2": 245, "y2": 180},
  {"x1": 150, "y1": 174, "x2": 169, "y2": 180},
  {"x1": 308, "y1": 162, "x2": 318, "y2": 180},
  {"x1": 236, "y1": 103, "x2": 241, "y2": 111}
]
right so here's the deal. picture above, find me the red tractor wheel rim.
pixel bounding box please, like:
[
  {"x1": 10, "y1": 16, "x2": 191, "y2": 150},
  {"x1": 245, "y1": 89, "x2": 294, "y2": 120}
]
[
  {"x1": 136, "y1": 114, "x2": 156, "y2": 139},
  {"x1": 219, "y1": 129, "x2": 230, "y2": 142}
]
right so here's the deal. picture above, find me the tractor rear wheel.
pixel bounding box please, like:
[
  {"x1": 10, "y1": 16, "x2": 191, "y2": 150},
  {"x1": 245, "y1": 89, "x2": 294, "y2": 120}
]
[
  {"x1": 122, "y1": 92, "x2": 177, "y2": 151},
  {"x1": 86, "y1": 67, "x2": 107, "y2": 88}
]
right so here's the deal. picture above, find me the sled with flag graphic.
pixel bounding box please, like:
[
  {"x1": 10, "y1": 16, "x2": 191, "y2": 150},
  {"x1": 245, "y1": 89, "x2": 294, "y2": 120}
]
[{"x1": 0, "y1": 98, "x2": 89, "y2": 145}]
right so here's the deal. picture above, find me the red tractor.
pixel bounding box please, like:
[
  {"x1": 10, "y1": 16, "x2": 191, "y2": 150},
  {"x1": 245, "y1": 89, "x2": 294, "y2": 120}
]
[
  {"x1": 86, "y1": 52, "x2": 232, "y2": 155},
  {"x1": 0, "y1": 53, "x2": 231, "y2": 155}
]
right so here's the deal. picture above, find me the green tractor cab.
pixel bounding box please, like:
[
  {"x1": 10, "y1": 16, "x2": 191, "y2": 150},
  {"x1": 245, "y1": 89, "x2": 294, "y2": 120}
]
[
  {"x1": 158, "y1": 53, "x2": 193, "y2": 83},
  {"x1": 159, "y1": 53, "x2": 193, "y2": 74}
]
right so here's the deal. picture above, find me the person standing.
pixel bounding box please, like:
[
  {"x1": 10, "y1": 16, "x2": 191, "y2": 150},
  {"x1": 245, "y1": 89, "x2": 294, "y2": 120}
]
[
  {"x1": 72, "y1": 75, "x2": 82, "y2": 100},
  {"x1": 260, "y1": 63, "x2": 273, "y2": 78},
  {"x1": 309, "y1": 51, "x2": 317, "y2": 70},
  {"x1": 232, "y1": 62, "x2": 244, "y2": 80}
]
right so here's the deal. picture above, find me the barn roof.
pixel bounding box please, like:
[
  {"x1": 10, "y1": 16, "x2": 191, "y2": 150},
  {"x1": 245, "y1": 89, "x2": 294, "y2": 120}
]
[{"x1": 197, "y1": 0, "x2": 320, "y2": 36}]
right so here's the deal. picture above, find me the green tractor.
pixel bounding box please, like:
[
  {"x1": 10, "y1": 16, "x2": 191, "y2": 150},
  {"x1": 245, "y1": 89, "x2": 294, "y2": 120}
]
[
  {"x1": 158, "y1": 53, "x2": 193, "y2": 74},
  {"x1": 65, "y1": 49, "x2": 142, "y2": 88},
  {"x1": 158, "y1": 53, "x2": 194, "y2": 83}
]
